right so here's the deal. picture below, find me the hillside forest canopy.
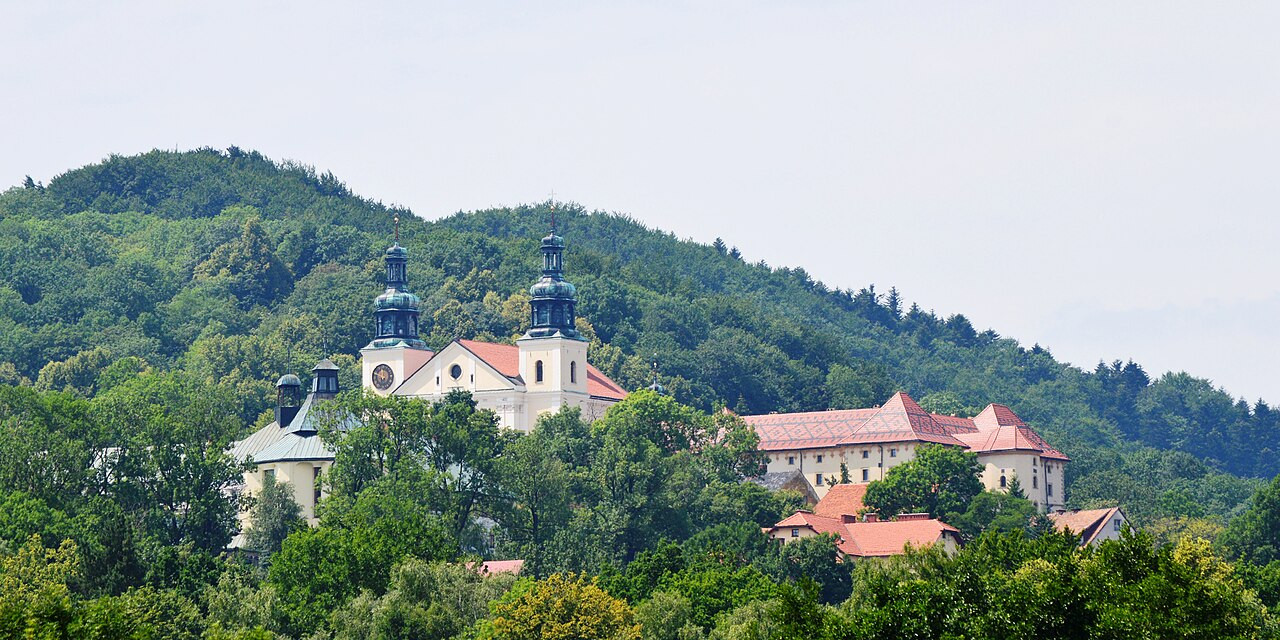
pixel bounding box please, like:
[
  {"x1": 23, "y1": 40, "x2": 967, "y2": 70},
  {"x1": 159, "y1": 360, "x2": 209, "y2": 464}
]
[{"x1": 1, "y1": 148, "x2": 1279, "y2": 638}]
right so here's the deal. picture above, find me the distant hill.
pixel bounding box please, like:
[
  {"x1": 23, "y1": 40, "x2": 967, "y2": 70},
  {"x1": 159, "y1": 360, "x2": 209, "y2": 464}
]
[{"x1": 0, "y1": 147, "x2": 1271, "y2": 523}]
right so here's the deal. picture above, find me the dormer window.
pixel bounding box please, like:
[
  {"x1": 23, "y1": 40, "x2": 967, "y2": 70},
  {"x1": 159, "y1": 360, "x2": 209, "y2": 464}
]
[{"x1": 535, "y1": 360, "x2": 544, "y2": 383}]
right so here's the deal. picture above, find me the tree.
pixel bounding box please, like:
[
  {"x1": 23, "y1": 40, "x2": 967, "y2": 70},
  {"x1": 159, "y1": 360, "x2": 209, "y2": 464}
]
[
  {"x1": 952, "y1": 490, "x2": 1038, "y2": 539},
  {"x1": 1220, "y1": 475, "x2": 1280, "y2": 565},
  {"x1": 244, "y1": 476, "x2": 303, "y2": 556},
  {"x1": 0, "y1": 536, "x2": 78, "y2": 638},
  {"x1": 862, "y1": 445, "x2": 983, "y2": 521},
  {"x1": 488, "y1": 573, "x2": 640, "y2": 640},
  {"x1": 194, "y1": 215, "x2": 293, "y2": 309}
]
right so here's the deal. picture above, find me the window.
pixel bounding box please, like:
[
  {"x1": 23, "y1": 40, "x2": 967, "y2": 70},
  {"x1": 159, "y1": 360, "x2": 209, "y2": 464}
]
[
  {"x1": 889, "y1": 448, "x2": 897, "y2": 458},
  {"x1": 1032, "y1": 476, "x2": 1038, "y2": 488},
  {"x1": 815, "y1": 473, "x2": 824, "y2": 486},
  {"x1": 570, "y1": 361, "x2": 577, "y2": 383},
  {"x1": 1047, "y1": 483, "x2": 1054, "y2": 497},
  {"x1": 861, "y1": 468, "x2": 869, "y2": 481},
  {"x1": 791, "y1": 528, "x2": 800, "y2": 538},
  {"x1": 816, "y1": 454, "x2": 823, "y2": 463},
  {"x1": 264, "y1": 468, "x2": 275, "y2": 484},
  {"x1": 862, "y1": 450, "x2": 869, "y2": 459},
  {"x1": 1000, "y1": 475, "x2": 1007, "y2": 488},
  {"x1": 535, "y1": 360, "x2": 544, "y2": 383},
  {"x1": 1113, "y1": 518, "x2": 1122, "y2": 532},
  {"x1": 788, "y1": 456, "x2": 795, "y2": 466},
  {"x1": 450, "y1": 364, "x2": 462, "y2": 379},
  {"x1": 313, "y1": 467, "x2": 322, "y2": 506},
  {"x1": 1032, "y1": 458, "x2": 1038, "y2": 467}
]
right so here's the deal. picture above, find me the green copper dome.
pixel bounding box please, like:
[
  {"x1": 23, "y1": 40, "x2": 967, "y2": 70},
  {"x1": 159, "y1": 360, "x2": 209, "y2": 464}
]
[
  {"x1": 375, "y1": 289, "x2": 422, "y2": 310},
  {"x1": 529, "y1": 278, "x2": 577, "y2": 299}
]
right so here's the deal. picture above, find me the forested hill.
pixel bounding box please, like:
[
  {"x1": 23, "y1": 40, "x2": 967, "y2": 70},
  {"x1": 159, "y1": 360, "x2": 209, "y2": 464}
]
[{"x1": 0, "y1": 147, "x2": 1274, "y2": 523}]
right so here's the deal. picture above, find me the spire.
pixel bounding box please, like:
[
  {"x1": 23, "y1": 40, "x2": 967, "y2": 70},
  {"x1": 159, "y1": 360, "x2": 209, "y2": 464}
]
[
  {"x1": 647, "y1": 353, "x2": 667, "y2": 394},
  {"x1": 523, "y1": 206, "x2": 583, "y2": 341},
  {"x1": 366, "y1": 221, "x2": 427, "y2": 349}
]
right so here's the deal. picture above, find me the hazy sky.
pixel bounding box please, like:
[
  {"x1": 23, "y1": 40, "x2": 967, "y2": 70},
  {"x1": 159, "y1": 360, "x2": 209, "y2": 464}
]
[{"x1": 4, "y1": 2, "x2": 1278, "y2": 402}]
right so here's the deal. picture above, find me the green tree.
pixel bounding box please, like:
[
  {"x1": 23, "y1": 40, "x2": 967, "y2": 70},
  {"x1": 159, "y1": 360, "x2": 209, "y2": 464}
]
[
  {"x1": 244, "y1": 476, "x2": 304, "y2": 556},
  {"x1": 862, "y1": 444, "x2": 983, "y2": 521},
  {"x1": 194, "y1": 215, "x2": 293, "y2": 309},
  {"x1": 487, "y1": 573, "x2": 641, "y2": 640}
]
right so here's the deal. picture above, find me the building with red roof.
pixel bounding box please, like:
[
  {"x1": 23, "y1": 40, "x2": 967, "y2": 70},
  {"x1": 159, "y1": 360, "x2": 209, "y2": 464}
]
[
  {"x1": 744, "y1": 392, "x2": 1068, "y2": 511},
  {"x1": 764, "y1": 509, "x2": 961, "y2": 559},
  {"x1": 359, "y1": 226, "x2": 627, "y2": 431},
  {"x1": 1048, "y1": 507, "x2": 1129, "y2": 546}
]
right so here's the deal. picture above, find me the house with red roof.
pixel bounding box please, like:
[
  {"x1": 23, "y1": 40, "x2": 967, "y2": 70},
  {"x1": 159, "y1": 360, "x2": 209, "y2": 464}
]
[
  {"x1": 1048, "y1": 507, "x2": 1129, "y2": 546},
  {"x1": 743, "y1": 391, "x2": 1068, "y2": 511},
  {"x1": 764, "y1": 510, "x2": 962, "y2": 559},
  {"x1": 358, "y1": 227, "x2": 627, "y2": 431}
]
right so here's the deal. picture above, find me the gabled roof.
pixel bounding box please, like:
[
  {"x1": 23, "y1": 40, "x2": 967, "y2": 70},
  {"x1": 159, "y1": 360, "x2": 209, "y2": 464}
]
[
  {"x1": 767, "y1": 510, "x2": 960, "y2": 557},
  {"x1": 956, "y1": 404, "x2": 1069, "y2": 460},
  {"x1": 1049, "y1": 507, "x2": 1124, "y2": 546},
  {"x1": 853, "y1": 392, "x2": 966, "y2": 446},
  {"x1": 813, "y1": 483, "x2": 869, "y2": 518},
  {"x1": 456, "y1": 339, "x2": 627, "y2": 401}
]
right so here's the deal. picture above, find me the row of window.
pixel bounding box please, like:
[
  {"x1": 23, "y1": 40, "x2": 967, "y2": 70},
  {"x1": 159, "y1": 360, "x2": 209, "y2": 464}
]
[
  {"x1": 781, "y1": 448, "x2": 898, "y2": 466},
  {"x1": 814, "y1": 468, "x2": 874, "y2": 485},
  {"x1": 533, "y1": 360, "x2": 578, "y2": 384}
]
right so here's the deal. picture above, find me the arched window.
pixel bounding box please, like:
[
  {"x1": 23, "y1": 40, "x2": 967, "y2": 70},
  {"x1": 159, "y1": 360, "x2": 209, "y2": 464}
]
[
  {"x1": 535, "y1": 360, "x2": 544, "y2": 383},
  {"x1": 1000, "y1": 475, "x2": 1007, "y2": 488},
  {"x1": 570, "y1": 361, "x2": 577, "y2": 384}
]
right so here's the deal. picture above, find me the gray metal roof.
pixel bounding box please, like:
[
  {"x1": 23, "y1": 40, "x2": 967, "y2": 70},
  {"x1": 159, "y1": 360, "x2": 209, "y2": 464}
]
[{"x1": 252, "y1": 432, "x2": 335, "y2": 464}]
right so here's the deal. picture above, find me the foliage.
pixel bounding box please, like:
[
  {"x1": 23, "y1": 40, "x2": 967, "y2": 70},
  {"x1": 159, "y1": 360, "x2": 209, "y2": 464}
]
[
  {"x1": 486, "y1": 573, "x2": 641, "y2": 640},
  {"x1": 862, "y1": 444, "x2": 983, "y2": 521},
  {"x1": 243, "y1": 476, "x2": 303, "y2": 556}
]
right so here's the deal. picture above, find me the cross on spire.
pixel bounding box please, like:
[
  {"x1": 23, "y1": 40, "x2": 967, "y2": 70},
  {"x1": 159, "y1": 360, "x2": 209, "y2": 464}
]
[
  {"x1": 394, "y1": 214, "x2": 400, "y2": 243},
  {"x1": 548, "y1": 190, "x2": 557, "y2": 233}
]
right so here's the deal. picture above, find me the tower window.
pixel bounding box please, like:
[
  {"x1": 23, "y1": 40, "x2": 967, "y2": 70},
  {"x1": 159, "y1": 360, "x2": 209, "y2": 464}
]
[
  {"x1": 450, "y1": 364, "x2": 462, "y2": 379},
  {"x1": 570, "y1": 361, "x2": 577, "y2": 384},
  {"x1": 535, "y1": 360, "x2": 544, "y2": 383},
  {"x1": 313, "y1": 467, "x2": 322, "y2": 507},
  {"x1": 1033, "y1": 476, "x2": 1038, "y2": 488},
  {"x1": 1000, "y1": 475, "x2": 1007, "y2": 488}
]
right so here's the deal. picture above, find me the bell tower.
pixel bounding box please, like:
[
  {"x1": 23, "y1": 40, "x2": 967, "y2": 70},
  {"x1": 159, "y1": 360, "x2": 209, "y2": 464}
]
[
  {"x1": 518, "y1": 216, "x2": 589, "y2": 414},
  {"x1": 360, "y1": 216, "x2": 432, "y2": 395}
]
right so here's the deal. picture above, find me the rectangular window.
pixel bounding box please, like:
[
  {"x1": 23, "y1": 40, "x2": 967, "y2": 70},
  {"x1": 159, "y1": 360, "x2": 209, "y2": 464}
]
[
  {"x1": 1114, "y1": 518, "x2": 1122, "y2": 532},
  {"x1": 889, "y1": 448, "x2": 897, "y2": 458},
  {"x1": 816, "y1": 454, "x2": 823, "y2": 463},
  {"x1": 313, "y1": 467, "x2": 322, "y2": 506},
  {"x1": 862, "y1": 450, "x2": 869, "y2": 459},
  {"x1": 264, "y1": 468, "x2": 275, "y2": 483},
  {"x1": 1032, "y1": 458, "x2": 1038, "y2": 466},
  {"x1": 861, "y1": 468, "x2": 869, "y2": 481},
  {"x1": 815, "y1": 473, "x2": 824, "y2": 486},
  {"x1": 788, "y1": 456, "x2": 795, "y2": 465},
  {"x1": 1047, "y1": 483, "x2": 1054, "y2": 497},
  {"x1": 1033, "y1": 476, "x2": 1038, "y2": 489},
  {"x1": 791, "y1": 528, "x2": 800, "y2": 538}
]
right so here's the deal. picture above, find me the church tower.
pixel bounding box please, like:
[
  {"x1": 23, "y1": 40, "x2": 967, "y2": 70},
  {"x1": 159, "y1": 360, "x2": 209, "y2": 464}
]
[
  {"x1": 360, "y1": 218, "x2": 432, "y2": 395},
  {"x1": 518, "y1": 226, "x2": 589, "y2": 415}
]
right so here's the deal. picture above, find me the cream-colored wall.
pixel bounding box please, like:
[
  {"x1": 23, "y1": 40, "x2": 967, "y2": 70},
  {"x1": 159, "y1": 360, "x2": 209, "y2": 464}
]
[
  {"x1": 397, "y1": 345, "x2": 515, "y2": 397},
  {"x1": 518, "y1": 336, "x2": 588, "y2": 395},
  {"x1": 769, "y1": 525, "x2": 821, "y2": 544},
  {"x1": 762, "y1": 443, "x2": 918, "y2": 498},
  {"x1": 240, "y1": 460, "x2": 332, "y2": 530},
  {"x1": 1087, "y1": 513, "x2": 1127, "y2": 545},
  {"x1": 975, "y1": 452, "x2": 1066, "y2": 512}
]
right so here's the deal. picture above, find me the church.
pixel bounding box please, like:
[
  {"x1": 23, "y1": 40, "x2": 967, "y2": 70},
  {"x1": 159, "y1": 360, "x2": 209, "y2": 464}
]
[
  {"x1": 230, "y1": 226, "x2": 628, "y2": 530},
  {"x1": 358, "y1": 226, "x2": 627, "y2": 429}
]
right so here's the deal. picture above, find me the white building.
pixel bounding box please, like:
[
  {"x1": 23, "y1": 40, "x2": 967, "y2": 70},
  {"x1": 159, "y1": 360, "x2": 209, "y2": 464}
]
[
  {"x1": 743, "y1": 391, "x2": 1069, "y2": 512},
  {"x1": 358, "y1": 229, "x2": 626, "y2": 430}
]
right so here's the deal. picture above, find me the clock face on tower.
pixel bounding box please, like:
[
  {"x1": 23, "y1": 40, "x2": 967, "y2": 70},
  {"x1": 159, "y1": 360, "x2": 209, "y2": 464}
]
[{"x1": 371, "y1": 364, "x2": 394, "y2": 391}]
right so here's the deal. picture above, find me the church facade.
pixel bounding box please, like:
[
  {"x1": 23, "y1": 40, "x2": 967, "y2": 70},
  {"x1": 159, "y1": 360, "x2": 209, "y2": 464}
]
[{"x1": 358, "y1": 229, "x2": 626, "y2": 430}]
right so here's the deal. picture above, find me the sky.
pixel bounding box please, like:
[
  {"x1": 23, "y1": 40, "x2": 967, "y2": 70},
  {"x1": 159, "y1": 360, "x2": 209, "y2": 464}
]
[{"x1": 3, "y1": 2, "x2": 1278, "y2": 402}]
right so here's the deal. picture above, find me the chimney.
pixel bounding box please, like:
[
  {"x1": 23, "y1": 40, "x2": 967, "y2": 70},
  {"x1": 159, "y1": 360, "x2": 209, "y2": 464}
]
[
  {"x1": 863, "y1": 512, "x2": 878, "y2": 523},
  {"x1": 840, "y1": 514, "x2": 858, "y2": 524},
  {"x1": 897, "y1": 513, "x2": 931, "y2": 521}
]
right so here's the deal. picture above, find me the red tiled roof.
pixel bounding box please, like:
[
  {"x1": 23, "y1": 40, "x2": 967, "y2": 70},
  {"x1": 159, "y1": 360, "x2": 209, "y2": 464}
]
[
  {"x1": 456, "y1": 339, "x2": 627, "y2": 401},
  {"x1": 1049, "y1": 507, "x2": 1122, "y2": 546},
  {"x1": 813, "y1": 483, "x2": 868, "y2": 519},
  {"x1": 745, "y1": 395, "x2": 1066, "y2": 461},
  {"x1": 743, "y1": 392, "x2": 965, "y2": 450},
  {"x1": 768, "y1": 510, "x2": 960, "y2": 557}
]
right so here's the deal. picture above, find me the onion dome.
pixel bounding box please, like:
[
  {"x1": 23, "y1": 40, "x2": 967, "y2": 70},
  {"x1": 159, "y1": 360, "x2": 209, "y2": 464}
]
[
  {"x1": 524, "y1": 229, "x2": 584, "y2": 340},
  {"x1": 365, "y1": 239, "x2": 427, "y2": 350}
]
